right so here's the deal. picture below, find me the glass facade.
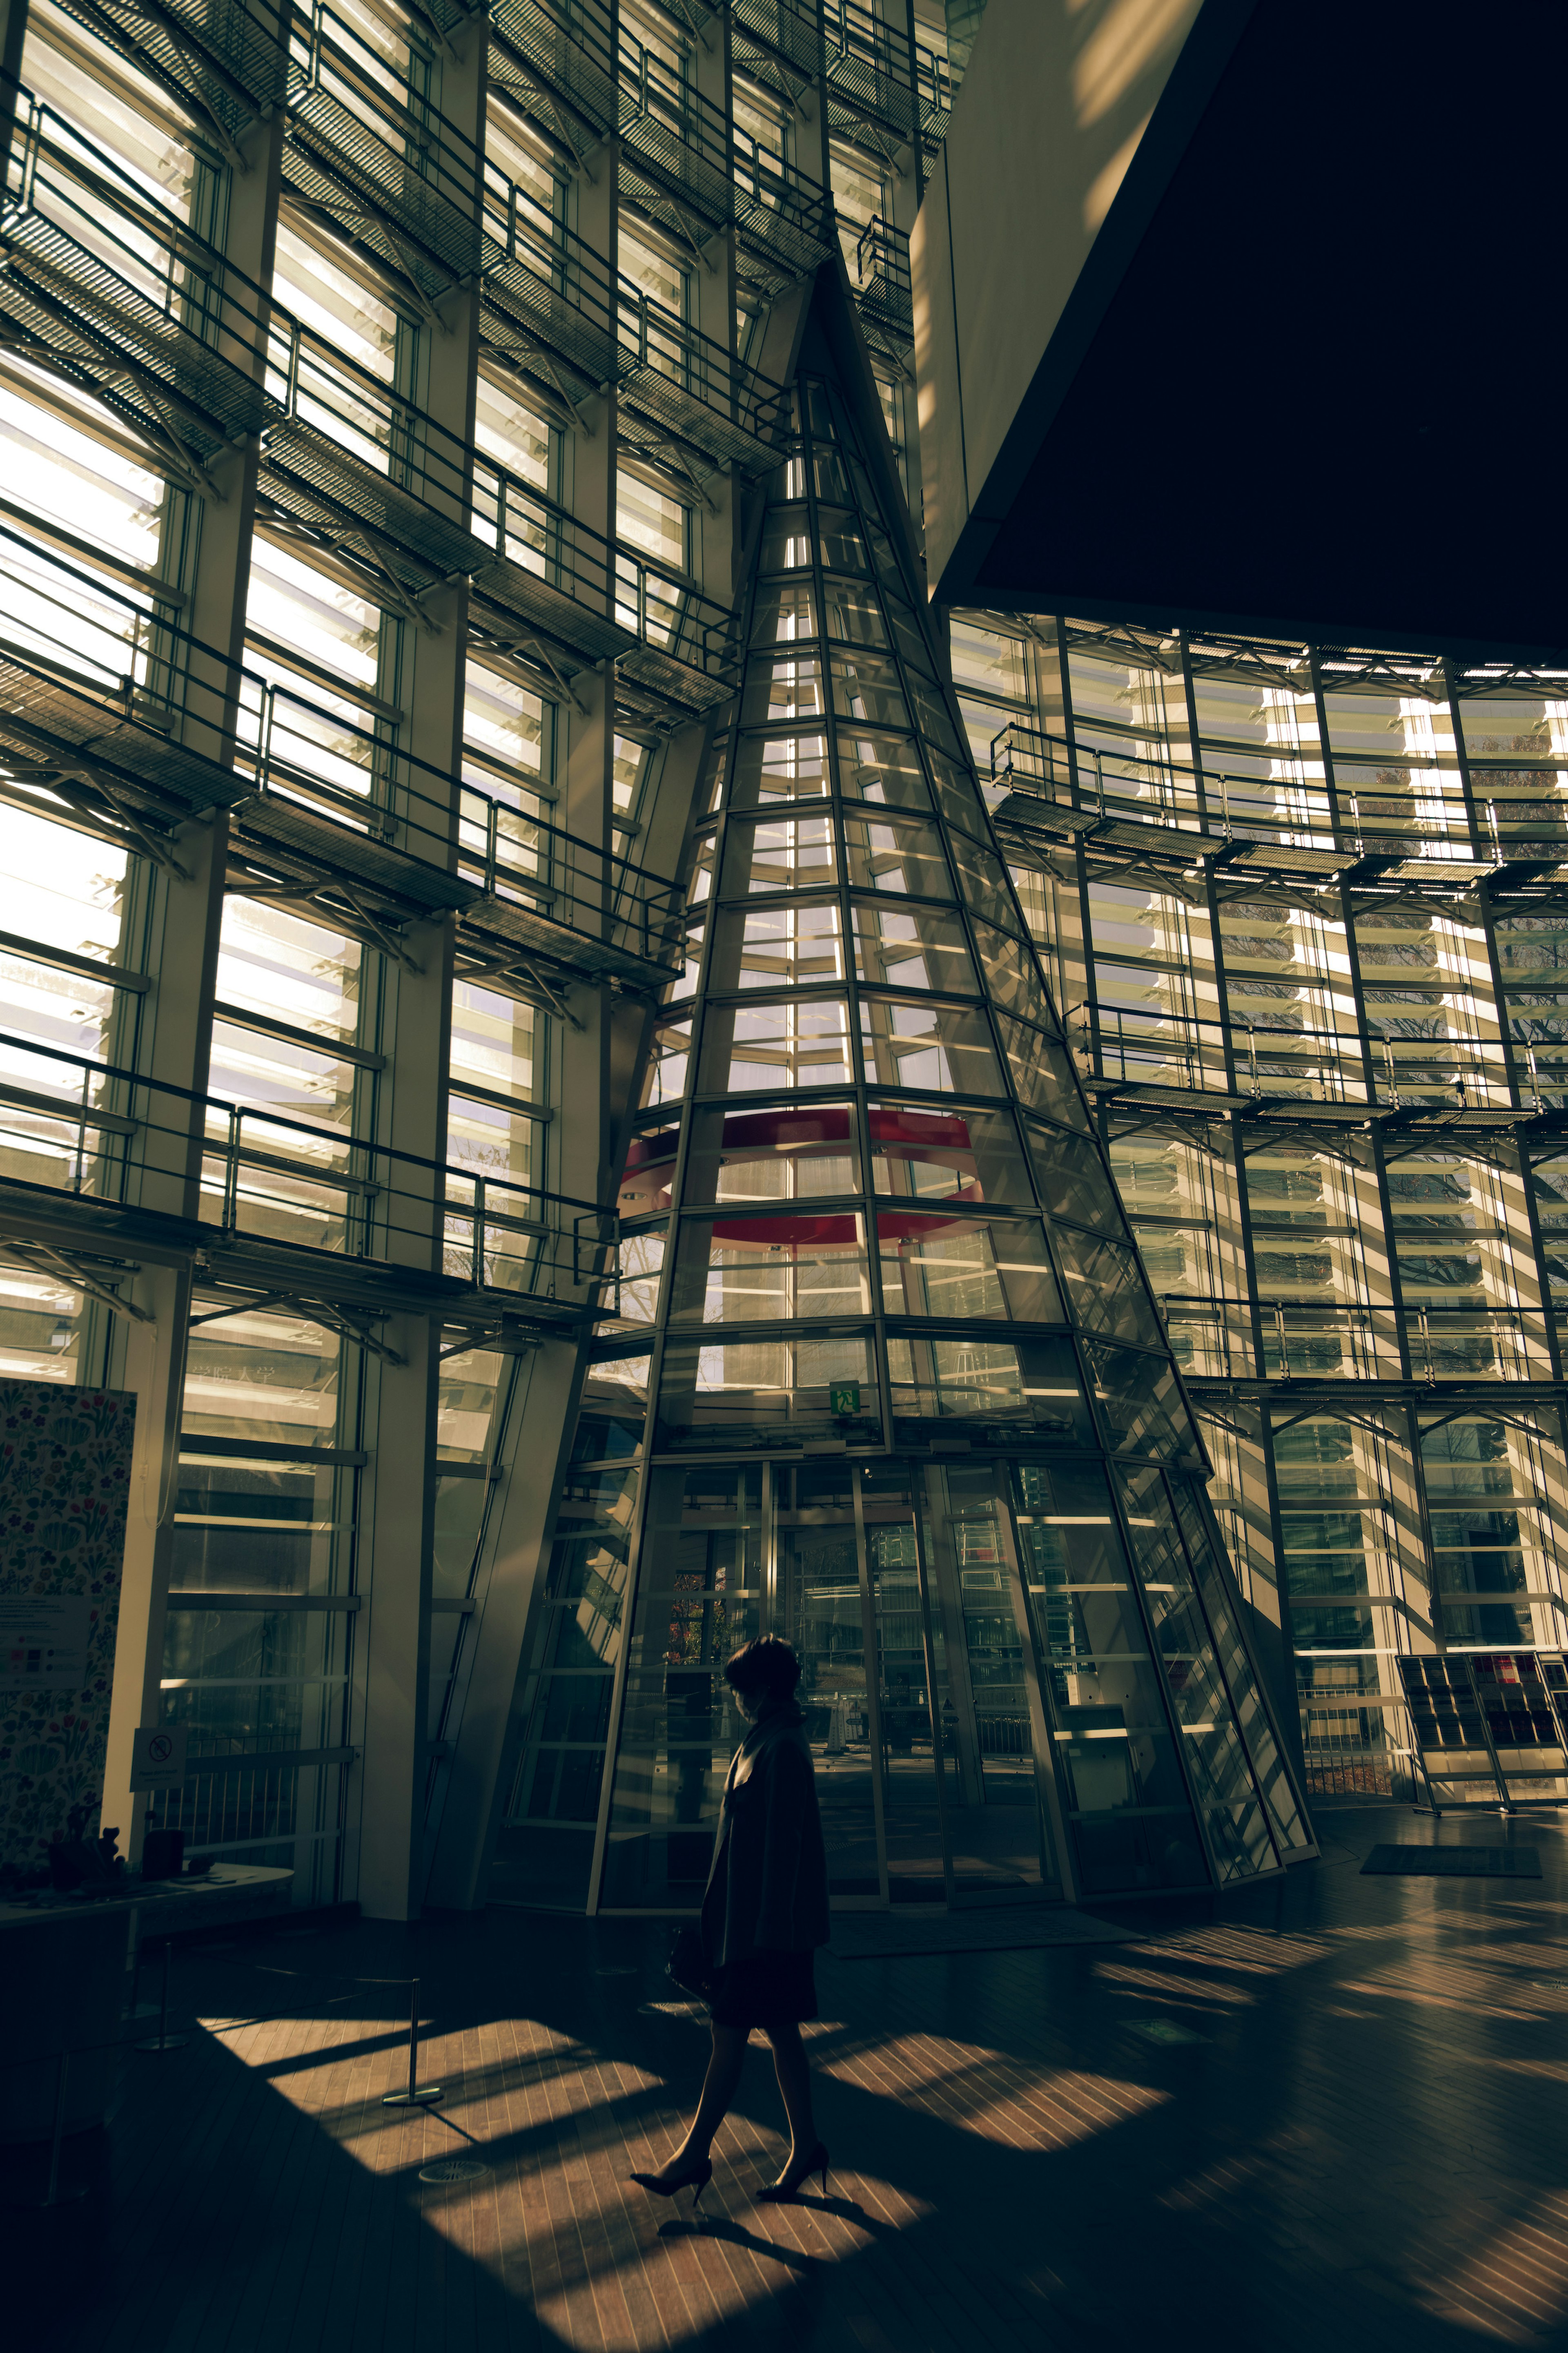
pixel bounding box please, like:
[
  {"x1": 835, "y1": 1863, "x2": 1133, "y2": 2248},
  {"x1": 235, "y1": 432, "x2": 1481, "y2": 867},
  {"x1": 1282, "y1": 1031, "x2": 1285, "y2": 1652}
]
[
  {"x1": 496, "y1": 340, "x2": 1310, "y2": 1913},
  {"x1": 991, "y1": 617, "x2": 1568, "y2": 1810},
  {"x1": 3, "y1": 0, "x2": 1555, "y2": 1919}
]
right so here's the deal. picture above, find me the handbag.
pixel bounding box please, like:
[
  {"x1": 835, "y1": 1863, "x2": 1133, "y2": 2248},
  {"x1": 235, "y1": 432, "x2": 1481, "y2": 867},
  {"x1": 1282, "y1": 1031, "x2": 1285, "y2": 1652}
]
[{"x1": 668, "y1": 1926, "x2": 716, "y2": 2001}]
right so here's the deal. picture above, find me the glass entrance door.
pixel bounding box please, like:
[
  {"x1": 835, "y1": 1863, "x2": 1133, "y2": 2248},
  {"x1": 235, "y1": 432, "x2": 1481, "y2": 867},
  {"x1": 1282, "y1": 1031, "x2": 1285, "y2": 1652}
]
[
  {"x1": 775, "y1": 1461, "x2": 1060, "y2": 1906},
  {"x1": 860, "y1": 1461, "x2": 952, "y2": 1903},
  {"x1": 919, "y1": 1462, "x2": 1061, "y2": 1900},
  {"x1": 773, "y1": 1461, "x2": 884, "y2": 1898},
  {"x1": 602, "y1": 1456, "x2": 1067, "y2": 1911}
]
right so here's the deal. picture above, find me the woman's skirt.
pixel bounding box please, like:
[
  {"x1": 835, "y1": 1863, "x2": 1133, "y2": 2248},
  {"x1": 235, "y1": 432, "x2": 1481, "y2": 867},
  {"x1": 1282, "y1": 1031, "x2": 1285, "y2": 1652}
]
[{"x1": 709, "y1": 1948, "x2": 818, "y2": 2030}]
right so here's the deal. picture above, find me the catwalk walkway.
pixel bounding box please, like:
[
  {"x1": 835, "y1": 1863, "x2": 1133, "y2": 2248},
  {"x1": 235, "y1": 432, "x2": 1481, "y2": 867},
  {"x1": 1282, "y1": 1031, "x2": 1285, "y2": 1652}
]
[{"x1": 34, "y1": 1806, "x2": 1568, "y2": 2352}]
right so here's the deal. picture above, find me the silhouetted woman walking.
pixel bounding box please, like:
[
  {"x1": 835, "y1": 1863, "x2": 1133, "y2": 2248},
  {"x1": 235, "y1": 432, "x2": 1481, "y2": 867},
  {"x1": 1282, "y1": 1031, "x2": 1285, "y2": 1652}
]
[{"x1": 631, "y1": 1634, "x2": 831, "y2": 2210}]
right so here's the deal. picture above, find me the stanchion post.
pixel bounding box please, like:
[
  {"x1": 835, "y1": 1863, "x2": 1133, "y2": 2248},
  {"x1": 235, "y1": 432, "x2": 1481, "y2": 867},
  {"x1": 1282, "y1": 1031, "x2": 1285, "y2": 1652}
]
[
  {"x1": 381, "y1": 1977, "x2": 443, "y2": 2107},
  {"x1": 45, "y1": 2050, "x2": 67, "y2": 2207},
  {"x1": 136, "y1": 1938, "x2": 188, "y2": 2053},
  {"x1": 18, "y1": 2049, "x2": 86, "y2": 2210}
]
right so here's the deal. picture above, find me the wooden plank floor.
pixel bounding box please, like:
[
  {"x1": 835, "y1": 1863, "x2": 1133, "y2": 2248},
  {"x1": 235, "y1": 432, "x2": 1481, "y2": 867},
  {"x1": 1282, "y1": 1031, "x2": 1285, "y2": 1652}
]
[{"x1": 20, "y1": 1804, "x2": 1568, "y2": 2353}]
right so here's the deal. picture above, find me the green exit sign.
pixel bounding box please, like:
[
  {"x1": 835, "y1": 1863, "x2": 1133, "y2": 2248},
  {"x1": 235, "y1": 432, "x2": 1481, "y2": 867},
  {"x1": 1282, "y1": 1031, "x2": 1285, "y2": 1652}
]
[{"x1": 828, "y1": 1383, "x2": 860, "y2": 1415}]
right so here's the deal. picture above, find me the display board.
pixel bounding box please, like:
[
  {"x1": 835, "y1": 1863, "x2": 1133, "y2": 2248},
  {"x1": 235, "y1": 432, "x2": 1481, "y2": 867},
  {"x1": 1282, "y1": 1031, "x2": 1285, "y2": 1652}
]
[
  {"x1": 0, "y1": 1379, "x2": 136, "y2": 1878},
  {"x1": 1397, "y1": 1651, "x2": 1568, "y2": 1809}
]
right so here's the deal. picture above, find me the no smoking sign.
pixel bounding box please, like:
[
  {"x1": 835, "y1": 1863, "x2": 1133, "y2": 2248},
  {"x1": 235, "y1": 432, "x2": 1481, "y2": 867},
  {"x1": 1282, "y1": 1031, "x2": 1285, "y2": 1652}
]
[{"x1": 130, "y1": 1726, "x2": 189, "y2": 1791}]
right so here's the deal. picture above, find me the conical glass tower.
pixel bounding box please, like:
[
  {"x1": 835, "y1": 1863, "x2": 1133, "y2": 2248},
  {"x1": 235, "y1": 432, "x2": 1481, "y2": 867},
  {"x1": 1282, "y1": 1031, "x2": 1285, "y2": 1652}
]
[{"x1": 509, "y1": 274, "x2": 1312, "y2": 1915}]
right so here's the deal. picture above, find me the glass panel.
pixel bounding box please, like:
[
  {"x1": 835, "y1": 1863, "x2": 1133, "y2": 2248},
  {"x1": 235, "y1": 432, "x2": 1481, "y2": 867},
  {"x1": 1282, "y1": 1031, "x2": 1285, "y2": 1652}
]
[
  {"x1": 843, "y1": 814, "x2": 953, "y2": 899},
  {"x1": 1030, "y1": 1127, "x2": 1127, "y2": 1228},
  {"x1": 886, "y1": 599, "x2": 938, "y2": 683},
  {"x1": 817, "y1": 509, "x2": 869, "y2": 574},
  {"x1": 728, "y1": 732, "x2": 832, "y2": 807},
  {"x1": 1011, "y1": 1459, "x2": 1208, "y2": 1894},
  {"x1": 971, "y1": 921, "x2": 1061, "y2": 1029},
  {"x1": 575, "y1": 1358, "x2": 652, "y2": 1461},
  {"x1": 877, "y1": 1214, "x2": 1063, "y2": 1323},
  {"x1": 697, "y1": 997, "x2": 856, "y2": 1092},
  {"x1": 918, "y1": 1462, "x2": 1058, "y2": 1892},
  {"x1": 774, "y1": 1461, "x2": 886, "y2": 1897},
  {"x1": 719, "y1": 810, "x2": 837, "y2": 897},
  {"x1": 810, "y1": 446, "x2": 852, "y2": 501},
  {"x1": 163, "y1": 1607, "x2": 347, "y2": 1695},
  {"x1": 859, "y1": 1462, "x2": 953, "y2": 1901},
  {"x1": 927, "y1": 750, "x2": 992, "y2": 838},
  {"x1": 751, "y1": 579, "x2": 817, "y2": 645},
  {"x1": 708, "y1": 900, "x2": 844, "y2": 990},
  {"x1": 858, "y1": 998, "x2": 1005, "y2": 1095},
  {"x1": 851, "y1": 902, "x2": 980, "y2": 995},
  {"x1": 499, "y1": 1454, "x2": 639, "y2": 1905},
  {"x1": 599, "y1": 1465, "x2": 763, "y2": 1907},
  {"x1": 621, "y1": 1125, "x2": 681, "y2": 1218},
  {"x1": 183, "y1": 1309, "x2": 341, "y2": 1450},
  {"x1": 685, "y1": 832, "x2": 715, "y2": 906},
  {"x1": 868, "y1": 1101, "x2": 1037, "y2": 1204},
  {"x1": 832, "y1": 649, "x2": 912, "y2": 729},
  {"x1": 434, "y1": 1474, "x2": 486, "y2": 1599},
  {"x1": 1087, "y1": 1342, "x2": 1194, "y2": 1459},
  {"x1": 655, "y1": 1333, "x2": 881, "y2": 1450},
  {"x1": 909, "y1": 673, "x2": 966, "y2": 760},
  {"x1": 949, "y1": 834, "x2": 1021, "y2": 933},
  {"x1": 1053, "y1": 1228, "x2": 1165, "y2": 1347},
  {"x1": 835, "y1": 728, "x2": 931, "y2": 810},
  {"x1": 759, "y1": 504, "x2": 815, "y2": 571},
  {"x1": 1167, "y1": 1478, "x2": 1310, "y2": 1854},
  {"x1": 821, "y1": 575, "x2": 889, "y2": 647},
  {"x1": 668, "y1": 1211, "x2": 870, "y2": 1323},
  {"x1": 679, "y1": 1102, "x2": 860, "y2": 1207},
  {"x1": 1001, "y1": 1024, "x2": 1091, "y2": 1128},
  {"x1": 1117, "y1": 1465, "x2": 1278, "y2": 1882},
  {"x1": 887, "y1": 1334, "x2": 1092, "y2": 1441},
  {"x1": 172, "y1": 1456, "x2": 348, "y2": 1598},
  {"x1": 741, "y1": 653, "x2": 825, "y2": 725},
  {"x1": 602, "y1": 1228, "x2": 665, "y2": 1332},
  {"x1": 641, "y1": 1017, "x2": 692, "y2": 1107}
]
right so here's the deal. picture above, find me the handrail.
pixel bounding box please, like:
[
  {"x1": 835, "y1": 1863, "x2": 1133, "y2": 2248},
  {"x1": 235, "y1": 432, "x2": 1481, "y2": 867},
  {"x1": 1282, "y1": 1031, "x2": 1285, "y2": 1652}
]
[
  {"x1": 481, "y1": 161, "x2": 790, "y2": 453},
  {"x1": 0, "y1": 1026, "x2": 619, "y2": 1298},
  {"x1": 0, "y1": 529, "x2": 686, "y2": 977},
  {"x1": 1085, "y1": 999, "x2": 1513, "y2": 1106},
  {"x1": 989, "y1": 720, "x2": 1568, "y2": 864}
]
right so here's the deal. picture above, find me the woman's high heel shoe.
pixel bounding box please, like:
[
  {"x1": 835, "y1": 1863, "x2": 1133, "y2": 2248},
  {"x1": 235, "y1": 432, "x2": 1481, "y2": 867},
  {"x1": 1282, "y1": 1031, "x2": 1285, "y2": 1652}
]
[
  {"x1": 757, "y1": 2141, "x2": 830, "y2": 2203},
  {"x1": 629, "y1": 2155, "x2": 713, "y2": 2212}
]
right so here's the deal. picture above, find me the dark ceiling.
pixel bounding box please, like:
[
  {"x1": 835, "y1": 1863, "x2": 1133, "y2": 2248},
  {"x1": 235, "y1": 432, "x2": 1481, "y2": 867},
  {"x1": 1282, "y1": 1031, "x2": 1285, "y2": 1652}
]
[{"x1": 958, "y1": 0, "x2": 1568, "y2": 658}]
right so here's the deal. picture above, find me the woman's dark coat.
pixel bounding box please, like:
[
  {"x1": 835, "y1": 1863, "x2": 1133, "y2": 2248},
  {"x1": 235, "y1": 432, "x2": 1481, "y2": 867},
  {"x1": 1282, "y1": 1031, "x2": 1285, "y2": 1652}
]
[{"x1": 700, "y1": 1700, "x2": 830, "y2": 1969}]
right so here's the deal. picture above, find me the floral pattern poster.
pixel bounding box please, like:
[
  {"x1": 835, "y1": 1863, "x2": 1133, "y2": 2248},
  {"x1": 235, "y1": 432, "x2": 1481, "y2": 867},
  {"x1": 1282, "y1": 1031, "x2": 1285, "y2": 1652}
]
[{"x1": 0, "y1": 1380, "x2": 135, "y2": 1877}]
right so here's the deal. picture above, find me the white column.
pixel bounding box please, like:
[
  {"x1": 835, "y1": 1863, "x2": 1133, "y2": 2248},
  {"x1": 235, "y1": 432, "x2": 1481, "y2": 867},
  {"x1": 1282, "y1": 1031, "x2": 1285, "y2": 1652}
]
[{"x1": 99, "y1": 65, "x2": 287, "y2": 1861}]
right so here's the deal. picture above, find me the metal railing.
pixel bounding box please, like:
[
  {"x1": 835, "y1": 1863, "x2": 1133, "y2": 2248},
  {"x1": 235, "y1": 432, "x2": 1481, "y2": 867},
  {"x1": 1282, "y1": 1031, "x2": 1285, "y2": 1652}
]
[
  {"x1": 1, "y1": 96, "x2": 281, "y2": 496},
  {"x1": 489, "y1": 0, "x2": 833, "y2": 280},
  {"x1": 824, "y1": 0, "x2": 920, "y2": 143},
  {"x1": 852, "y1": 214, "x2": 913, "y2": 346},
  {"x1": 284, "y1": 0, "x2": 486, "y2": 310},
  {"x1": 0, "y1": 99, "x2": 739, "y2": 717},
  {"x1": 989, "y1": 720, "x2": 1542, "y2": 863},
  {"x1": 482, "y1": 168, "x2": 790, "y2": 455},
  {"x1": 0, "y1": 1028, "x2": 619, "y2": 1302},
  {"x1": 1162, "y1": 1293, "x2": 1555, "y2": 1384},
  {"x1": 0, "y1": 546, "x2": 687, "y2": 976},
  {"x1": 1079, "y1": 997, "x2": 1514, "y2": 1107}
]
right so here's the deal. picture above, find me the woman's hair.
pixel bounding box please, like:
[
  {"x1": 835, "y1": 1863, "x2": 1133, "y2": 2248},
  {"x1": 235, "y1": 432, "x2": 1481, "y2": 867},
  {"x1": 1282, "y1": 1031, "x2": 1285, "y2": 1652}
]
[{"x1": 723, "y1": 1633, "x2": 802, "y2": 1702}]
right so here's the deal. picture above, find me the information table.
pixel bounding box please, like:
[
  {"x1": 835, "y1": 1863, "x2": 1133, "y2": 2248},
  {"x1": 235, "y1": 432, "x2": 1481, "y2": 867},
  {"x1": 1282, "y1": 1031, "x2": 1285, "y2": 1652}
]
[{"x1": 0, "y1": 1866, "x2": 294, "y2": 2141}]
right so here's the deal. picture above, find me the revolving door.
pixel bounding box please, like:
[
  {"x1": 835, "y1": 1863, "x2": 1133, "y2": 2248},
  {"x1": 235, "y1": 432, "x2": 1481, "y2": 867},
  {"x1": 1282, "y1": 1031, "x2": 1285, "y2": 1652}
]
[{"x1": 597, "y1": 1457, "x2": 1066, "y2": 1910}]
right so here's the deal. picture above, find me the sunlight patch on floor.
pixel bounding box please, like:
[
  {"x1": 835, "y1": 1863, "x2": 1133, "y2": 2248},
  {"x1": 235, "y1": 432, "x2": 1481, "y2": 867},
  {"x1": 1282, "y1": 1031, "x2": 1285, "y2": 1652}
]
[
  {"x1": 813, "y1": 2028, "x2": 1170, "y2": 2149},
  {"x1": 1418, "y1": 2191, "x2": 1568, "y2": 2343}
]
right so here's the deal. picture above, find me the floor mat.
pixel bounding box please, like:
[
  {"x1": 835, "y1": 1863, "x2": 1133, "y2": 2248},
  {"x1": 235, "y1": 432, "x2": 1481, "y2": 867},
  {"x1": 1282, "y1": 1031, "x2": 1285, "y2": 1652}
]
[
  {"x1": 829, "y1": 1907, "x2": 1139, "y2": 1957},
  {"x1": 1361, "y1": 1844, "x2": 1542, "y2": 1878}
]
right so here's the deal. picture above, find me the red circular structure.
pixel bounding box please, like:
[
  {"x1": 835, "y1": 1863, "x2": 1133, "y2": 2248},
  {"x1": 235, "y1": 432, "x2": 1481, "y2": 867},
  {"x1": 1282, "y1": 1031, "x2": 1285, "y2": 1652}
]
[{"x1": 620, "y1": 1105, "x2": 983, "y2": 1244}]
